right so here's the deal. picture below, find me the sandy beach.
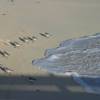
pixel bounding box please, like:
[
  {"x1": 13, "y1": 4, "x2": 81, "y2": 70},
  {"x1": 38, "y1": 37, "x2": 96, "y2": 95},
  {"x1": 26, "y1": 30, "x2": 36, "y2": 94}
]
[{"x1": 0, "y1": 0, "x2": 100, "y2": 99}]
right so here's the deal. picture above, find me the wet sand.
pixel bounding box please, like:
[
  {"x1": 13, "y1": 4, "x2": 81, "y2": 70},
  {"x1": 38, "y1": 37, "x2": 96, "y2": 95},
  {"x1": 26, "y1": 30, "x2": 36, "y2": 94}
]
[{"x1": 0, "y1": 0, "x2": 100, "y2": 99}]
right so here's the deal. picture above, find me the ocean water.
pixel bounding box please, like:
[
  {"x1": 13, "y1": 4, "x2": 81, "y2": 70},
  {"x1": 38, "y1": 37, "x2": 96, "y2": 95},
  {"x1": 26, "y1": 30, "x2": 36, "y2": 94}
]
[{"x1": 32, "y1": 33, "x2": 100, "y2": 94}]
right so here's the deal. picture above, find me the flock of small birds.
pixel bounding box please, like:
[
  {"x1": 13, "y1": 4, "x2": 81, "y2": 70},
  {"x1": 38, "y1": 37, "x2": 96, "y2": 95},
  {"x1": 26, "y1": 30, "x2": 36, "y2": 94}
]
[
  {"x1": 0, "y1": 0, "x2": 51, "y2": 92},
  {"x1": 0, "y1": 32, "x2": 51, "y2": 74}
]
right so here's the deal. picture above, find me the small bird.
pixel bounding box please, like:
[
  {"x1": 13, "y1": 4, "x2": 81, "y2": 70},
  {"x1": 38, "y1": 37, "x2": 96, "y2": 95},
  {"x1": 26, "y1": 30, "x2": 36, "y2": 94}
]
[
  {"x1": 0, "y1": 50, "x2": 10, "y2": 57},
  {"x1": 32, "y1": 36, "x2": 37, "y2": 41},
  {"x1": 14, "y1": 42, "x2": 20, "y2": 47},
  {"x1": 3, "y1": 51, "x2": 10, "y2": 56},
  {"x1": 27, "y1": 36, "x2": 34, "y2": 41},
  {"x1": 9, "y1": 41, "x2": 20, "y2": 48},
  {"x1": 19, "y1": 37, "x2": 29, "y2": 43},
  {"x1": 39, "y1": 33, "x2": 47, "y2": 37},
  {"x1": 39, "y1": 32, "x2": 51, "y2": 38},
  {"x1": 0, "y1": 64, "x2": 13, "y2": 73},
  {"x1": 0, "y1": 50, "x2": 5, "y2": 57}
]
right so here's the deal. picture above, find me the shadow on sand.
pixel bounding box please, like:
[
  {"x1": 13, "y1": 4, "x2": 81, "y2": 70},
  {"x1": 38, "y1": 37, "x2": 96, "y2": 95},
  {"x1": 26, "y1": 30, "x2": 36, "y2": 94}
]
[{"x1": 0, "y1": 74, "x2": 99, "y2": 100}]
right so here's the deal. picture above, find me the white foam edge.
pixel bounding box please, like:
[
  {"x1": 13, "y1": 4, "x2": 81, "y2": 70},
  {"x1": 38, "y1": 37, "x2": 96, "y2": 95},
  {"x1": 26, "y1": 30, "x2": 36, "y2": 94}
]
[{"x1": 65, "y1": 72, "x2": 96, "y2": 94}]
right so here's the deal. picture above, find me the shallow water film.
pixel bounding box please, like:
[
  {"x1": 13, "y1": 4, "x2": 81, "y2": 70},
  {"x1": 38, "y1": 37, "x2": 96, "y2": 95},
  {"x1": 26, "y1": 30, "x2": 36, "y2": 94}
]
[{"x1": 32, "y1": 33, "x2": 100, "y2": 94}]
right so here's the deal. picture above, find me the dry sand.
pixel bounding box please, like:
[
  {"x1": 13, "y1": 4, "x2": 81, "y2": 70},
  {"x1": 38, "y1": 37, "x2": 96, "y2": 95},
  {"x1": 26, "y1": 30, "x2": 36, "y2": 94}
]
[{"x1": 0, "y1": 0, "x2": 100, "y2": 100}]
